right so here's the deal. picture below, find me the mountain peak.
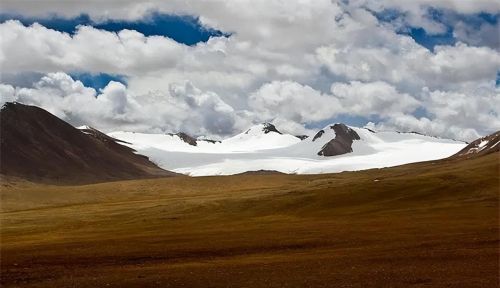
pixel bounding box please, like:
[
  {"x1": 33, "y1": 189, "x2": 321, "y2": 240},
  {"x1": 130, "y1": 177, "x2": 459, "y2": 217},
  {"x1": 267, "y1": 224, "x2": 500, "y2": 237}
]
[
  {"x1": 176, "y1": 132, "x2": 198, "y2": 146},
  {"x1": 318, "y1": 123, "x2": 361, "y2": 157},
  {"x1": 312, "y1": 123, "x2": 354, "y2": 143},
  {"x1": 262, "y1": 123, "x2": 282, "y2": 134},
  {"x1": 244, "y1": 122, "x2": 282, "y2": 135}
]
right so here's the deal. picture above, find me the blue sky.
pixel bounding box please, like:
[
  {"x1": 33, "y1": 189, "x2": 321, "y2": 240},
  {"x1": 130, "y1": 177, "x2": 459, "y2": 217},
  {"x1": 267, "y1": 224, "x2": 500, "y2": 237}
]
[
  {"x1": 70, "y1": 73, "x2": 127, "y2": 90},
  {"x1": 374, "y1": 8, "x2": 499, "y2": 50},
  {"x1": 0, "y1": 12, "x2": 227, "y2": 45}
]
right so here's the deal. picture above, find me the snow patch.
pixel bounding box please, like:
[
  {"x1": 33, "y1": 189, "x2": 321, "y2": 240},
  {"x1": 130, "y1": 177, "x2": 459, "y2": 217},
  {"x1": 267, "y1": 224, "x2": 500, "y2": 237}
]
[{"x1": 478, "y1": 140, "x2": 489, "y2": 150}]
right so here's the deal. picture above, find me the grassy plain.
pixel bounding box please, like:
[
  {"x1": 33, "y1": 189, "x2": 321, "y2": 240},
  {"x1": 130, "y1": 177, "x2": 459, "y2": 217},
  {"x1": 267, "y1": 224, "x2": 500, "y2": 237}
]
[{"x1": 1, "y1": 154, "x2": 498, "y2": 287}]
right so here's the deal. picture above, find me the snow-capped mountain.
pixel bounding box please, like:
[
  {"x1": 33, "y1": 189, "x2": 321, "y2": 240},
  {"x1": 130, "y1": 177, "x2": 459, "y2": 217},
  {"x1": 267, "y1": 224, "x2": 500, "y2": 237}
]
[
  {"x1": 108, "y1": 123, "x2": 301, "y2": 153},
  {"x1": 107, "y1": 122, "x2": 467, "y2": 176},
  {"x1": 220, "y1": 123, "x2": 301, "y2": 151}
]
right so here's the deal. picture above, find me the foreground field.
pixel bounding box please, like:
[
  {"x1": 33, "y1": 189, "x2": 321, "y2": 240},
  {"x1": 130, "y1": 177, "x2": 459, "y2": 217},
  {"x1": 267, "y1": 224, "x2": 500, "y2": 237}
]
[{"x1": 1, "y1": 154, "x2": 499, "y2": 287}]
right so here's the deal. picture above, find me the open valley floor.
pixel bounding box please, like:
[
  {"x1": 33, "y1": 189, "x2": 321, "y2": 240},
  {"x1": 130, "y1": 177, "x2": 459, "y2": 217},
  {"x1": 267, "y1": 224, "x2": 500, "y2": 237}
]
[{"x1": 1, "y1": 154, "x2": 499, "y2": 287}]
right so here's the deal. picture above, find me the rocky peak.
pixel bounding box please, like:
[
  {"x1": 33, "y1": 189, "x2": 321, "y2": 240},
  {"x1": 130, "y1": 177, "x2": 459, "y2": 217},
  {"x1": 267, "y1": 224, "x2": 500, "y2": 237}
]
[
  {"x1": 318, "y1": 123, "x2": 361, "y2": 157},
  {"x1": 262, "y1": 123, "x2": 282, "y2": 134},
  {"x1": 174, "y1": 132, "x2": 198, "y2": 146},
  {"x1": 244, "y1": 123, "x2": 282, "y2": 135}
]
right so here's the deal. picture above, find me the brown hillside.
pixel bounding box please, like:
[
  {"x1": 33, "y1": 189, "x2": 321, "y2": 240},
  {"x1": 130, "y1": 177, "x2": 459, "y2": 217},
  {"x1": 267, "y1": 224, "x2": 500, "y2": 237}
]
[
  {"x1": 451, "y1": 130, "x2": 500, "y2": 159},
  {"x1": 0, "y1": 102, "x2": 177, "y2": 183}
]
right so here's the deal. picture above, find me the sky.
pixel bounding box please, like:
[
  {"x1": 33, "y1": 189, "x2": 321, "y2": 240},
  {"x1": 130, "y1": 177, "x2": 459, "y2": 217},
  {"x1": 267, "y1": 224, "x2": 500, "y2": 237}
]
[{"x1": 0, "y1": 0, "x2": 499, "y2": 141}]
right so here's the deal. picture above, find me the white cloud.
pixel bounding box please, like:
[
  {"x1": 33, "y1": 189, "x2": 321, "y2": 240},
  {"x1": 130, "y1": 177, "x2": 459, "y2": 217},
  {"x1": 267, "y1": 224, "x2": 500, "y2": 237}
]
[
  {"x1": 2, "y1": 0, "x2": 498, "y2": 23},
  {"x1": 0, "y1": 21, "x2": 187, "y2": 74},
  {"x1": 366, "y1": 115, "x2": 483, "y2": 142},
  {"x1": 453, "y1": 21, "x2": 500, "y2": 49},
  {"x1": 249, "y1": 81, "x2": 340, "y2": 123},
  {"x1": 169, "y1": 81, "x2": 238, "y2": 135},
  {"x1": 330, "y1": 81, "x2": 420, "y2": 116},
  {"x1": 0, "y1": 1, "x2": 499, "y2": 141},
  {"x1": 367, "y1": 85, "x2": 500, "y2": 141},
  {"x1": 0, "y1": 84, "x2": 16, "y2": 104},
  {"x1": 352, "y1": 0, "x2": 500, "y2": 34},
  {"x1": 1, "y1": 72, "x2": 245, "y2": 137},
  {"x1": 99, "y1": 81, "x2": 131, "y2": 115},
  {"x1": 316, "y1": 40, "x2": 500, "y2": 93}
]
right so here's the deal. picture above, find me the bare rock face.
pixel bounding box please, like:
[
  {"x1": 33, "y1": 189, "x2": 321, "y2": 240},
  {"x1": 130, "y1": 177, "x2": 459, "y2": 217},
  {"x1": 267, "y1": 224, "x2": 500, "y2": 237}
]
[
  {"x1": 262, "y1": 123, "x2": 282, "y2": 134},
  {"x1": 295, "y1": 135, "x2": 309, "y2": 140},
  {"x1": 317, "y1": 124, "x2": 360, "y2": 157},
  {"x1": 176, "y1": 132, "x2": 198, "y2": 146},
  {"x1": 168, "y1": 132, "x2": 220, "y2": 146},
  {"x1": 244, "y1": 123, "x2": 282, "y2": 135},
  {"x1": 451, "y1": 131, "x2": 500, "y2": 159},
  {"x1": 198, "y1": 139, "x2": 221, "y2": 144},
  {"x1": 312, "y1": 130, "x2": 325, "y2": 142}
]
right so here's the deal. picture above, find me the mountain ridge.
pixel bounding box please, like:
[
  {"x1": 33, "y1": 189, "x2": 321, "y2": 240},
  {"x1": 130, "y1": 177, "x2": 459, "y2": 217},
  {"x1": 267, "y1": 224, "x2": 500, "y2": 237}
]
[
  {"x1": 4, "y1": 102, "x2": 494, "y2": 180},
  {"x1": 107, "y1": 120, "x2": 468, "y2": 176}
]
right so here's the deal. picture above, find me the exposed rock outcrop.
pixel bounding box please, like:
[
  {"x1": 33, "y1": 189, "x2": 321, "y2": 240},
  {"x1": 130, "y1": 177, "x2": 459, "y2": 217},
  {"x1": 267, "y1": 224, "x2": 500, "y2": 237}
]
[
  {"x1": 317, "y1": 124, "x2": 360, "y2": 157},
  {"x1": 175, "y1": 132, "x2": 198, "y2": 146},
  {"x1": 312, "y1": 130, "x2": 325, "y2": 142},
  {"x1": 262, "y1": 123, "x2": 282, "y2": 134},
  {"x1": 295, "y1": 135, "x2": 309, "y2": 140}
]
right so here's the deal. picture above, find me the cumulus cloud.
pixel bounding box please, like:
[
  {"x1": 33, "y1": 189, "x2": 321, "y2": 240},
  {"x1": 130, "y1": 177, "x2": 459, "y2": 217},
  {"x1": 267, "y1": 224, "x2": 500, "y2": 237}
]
[
  {"x1": 1, "y1": 72, "x2": 244, "y2": 137},
  {"x1": 2, "y1": 0, "x2": 498, "y2": 23},
  {"x1": 354, "y1": 0, "x2": 500, "y2": 33},
  {"x1": 0, "y1": 84, "x2": 16, "y2": 104},
  {"x1": 249, "y1": 81, "x2": 340, "y2": 123},
  {"x1": 0, "y1": 1, "x2": 499, "y2": 141},
  {"x1": 316, "y1": 40, "x2": 500, "y2": 93},
  {"x1": 0, "y1": 21, "x2": 187, "y2": 74},
  {"x1": 249, "y1": 80, "x2": 420, "y2": 124},
  {"x1": 169, "y1": 81, "x2": 238, "y2": 135},
  {"x1": 330, "y1": 81, "x2": 420, "y2": 116},
  {"x1": 453, "y1": 21, "x2": 500, "y2": 49},
  {"x1": 366, "y1": 86, "x2": 500, "y2": 141}
]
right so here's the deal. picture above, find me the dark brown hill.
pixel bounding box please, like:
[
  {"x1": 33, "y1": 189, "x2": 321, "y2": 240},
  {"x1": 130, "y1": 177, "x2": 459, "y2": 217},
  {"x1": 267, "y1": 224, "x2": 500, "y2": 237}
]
[{"x1": 0, "y1": 102, "x2": 177, "y2": 183}]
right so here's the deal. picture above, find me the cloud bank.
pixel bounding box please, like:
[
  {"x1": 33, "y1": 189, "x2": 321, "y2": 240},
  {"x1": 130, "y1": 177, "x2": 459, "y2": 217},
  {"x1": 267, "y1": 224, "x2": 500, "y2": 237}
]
[{"x1": 1, "y1": 1, "x2": 499, "y2": 141}]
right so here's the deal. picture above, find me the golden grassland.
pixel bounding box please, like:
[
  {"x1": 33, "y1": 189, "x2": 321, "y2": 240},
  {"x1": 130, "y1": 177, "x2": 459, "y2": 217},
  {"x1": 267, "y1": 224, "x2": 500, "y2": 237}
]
[{"x1": 1, "y1": 154, "x2": 499, "y2": 287}]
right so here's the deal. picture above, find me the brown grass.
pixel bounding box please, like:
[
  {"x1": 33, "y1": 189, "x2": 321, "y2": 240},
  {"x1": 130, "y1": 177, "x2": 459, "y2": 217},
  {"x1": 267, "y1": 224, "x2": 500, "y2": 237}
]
[{"x1": 1, "y1": 154, "x2": 499, "y2": 287}]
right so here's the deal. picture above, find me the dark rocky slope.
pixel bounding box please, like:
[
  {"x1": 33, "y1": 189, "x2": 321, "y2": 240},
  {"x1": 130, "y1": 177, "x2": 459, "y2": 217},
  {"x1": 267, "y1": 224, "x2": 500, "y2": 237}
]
[{"x1": 318, "y1": 124, "x2": 361, "y2": 156}]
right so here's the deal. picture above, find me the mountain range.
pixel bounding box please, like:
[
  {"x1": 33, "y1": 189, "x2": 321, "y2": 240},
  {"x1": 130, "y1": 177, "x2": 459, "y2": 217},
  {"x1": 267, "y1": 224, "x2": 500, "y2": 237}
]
[
  {"x1": 1, "y1": 102, "x2": 498, "y2": 182},
  {"x1": 108, "y1": 121, "x2": 474, "y2": 176}
]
